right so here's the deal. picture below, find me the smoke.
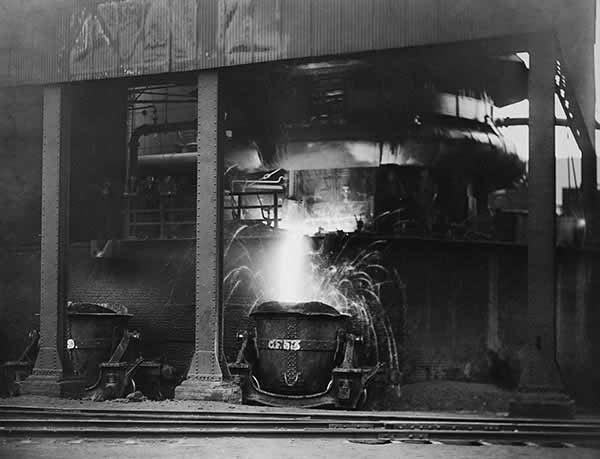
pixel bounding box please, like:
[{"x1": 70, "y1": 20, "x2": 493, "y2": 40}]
[
  {"x1": 279, "y1": 199, "x2": 367, "y2": 235},
  {"x1": 274, "y1": 141, "x2": 379, "y2": 170},
  {"x1": 267, "y1": 141, "x2": 425, "y2": 171}
]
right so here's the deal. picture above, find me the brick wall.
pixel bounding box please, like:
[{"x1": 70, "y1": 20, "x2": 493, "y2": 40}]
[
  {"x1": 387, "y1": 242, "x2": 493, "y2": 383},
  {"x1": 221, "y1": 235, "x2": 523, "y2": 383},
  {"x1": 67, "y1": 242, "x2": 196, "y2": 373}
]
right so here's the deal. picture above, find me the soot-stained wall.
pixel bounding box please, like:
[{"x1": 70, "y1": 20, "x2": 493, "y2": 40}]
[
  {"x1": 67, "y1": 243, "x2": 196, "y2": 373},
  {"x1": 221, "y1": 234, "x2": 507, "y2": 375},
  {"x1": 221, "y1": 234, "x2": 599, "y2": 405},
  {"x1": 0, "y1": 86, "x2": 42, "y2": 364},
  {"x1": 386, "y1": 242, "x2": 492, "y2": 382},
  {"x1": 556, "y1": 252, "x2": 600, "y2": 404}
]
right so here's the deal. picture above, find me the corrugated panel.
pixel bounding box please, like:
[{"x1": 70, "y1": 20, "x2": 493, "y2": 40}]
[
  {"x1": 436, "y1": 0, "x2": 555, "y2": 44},
  {"x1": 338, "y1": 0, "x2": 376, "y2": 54},
  {"x1": 280, "y1": 0, "x2": 310, "y2": 59},
  {"x1": 129, "y1": 0, "x2": 170, "y2": 76},
  {"x1": 68, "y1": 0, "x2": 172, "y2": 80},
  {"x1": 4, "y1": 10, "x2": 25, "y2": 85},
  {"x1": 69, "y1": 3, "x2": 120, "y2": 80},
  {"x1": 252, "y1": 0, "x2": 286, "y2": 64},
  {"x1": 171, "y1": 0, "x2": 198, "y2": 72},
  {"x1": 221, "y1": 0, "x2": 251, "y2": 66},
  {"x1": 48, "y1": 7, "x2": 71, "y2": 84},
  {"x1": 19, "y1": 5, "x2": 70, "y2": 85},
  {"x1": 407, "y1": 0, "x2": 440, "y2": 47},
  {"x1": 8, "y1": 10, "x2": 42, "y2": 85},
  {"x1": 310, "y1": 0, "x2": 342, "y2": 57},
  {"x1": 216, "y1": 0, "x2": 288, "y2": 66},
  {"x1": 0, "y1": 55, "x2": 8, "y2": 88},
  {"x1": 0, "y1": 7, "x2": 9, "y2": 85},
  {"x1": 437, "y1": 0, "x2": 478, "y2": 43},
  {"x1": 235, "y1": 0, "x2": 255, "y2": 66},
  {"x1": 0, "y1": 0, "x2": 577, "y2": 87},
  {"x1": 378, "y1": 0, "x2": 409, "y2": 50},
  {"x1": 197, "y1": 0, "x2": 220, "y2": 68}
]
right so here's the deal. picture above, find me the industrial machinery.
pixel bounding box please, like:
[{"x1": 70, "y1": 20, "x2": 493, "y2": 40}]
[
  {"x1": 230, "y1": 301, "x2": 381, "y2": 409},
  {"x1": 124, "y1": 55, "x2": 526, "y2": 241},
  {"x1": 124, "y1": 116, "x2": 285, "y2": 239},
  {"x1": 1, "y1": 330, "x2": 39, "y2": 396},
  {"x1": 65, "y1": 303, "x2": 179, "y2": 401}
]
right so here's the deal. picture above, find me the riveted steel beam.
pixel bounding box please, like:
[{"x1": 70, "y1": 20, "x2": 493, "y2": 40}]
[
  {"x1": 20, "y1": 85, "x2": 71, "y2": 396},
  {"x1": 522, "y1": 35, "x2": 563, "y2": 389},
  {"x1": 510, "y1": 35, "x2": 573, "y2": 418},
  {"x1": 175, "y1": 71, "x2": 240, "y2": 401},
  {"x1": 174, "y1": 71, "x2": 242, "y2": 402},
  {"x1": 190, "y1": 70, "x2": 223, "y2": 381},
  {"x1": 510, "y1": 34, "x2": 574, "y2": 418}
]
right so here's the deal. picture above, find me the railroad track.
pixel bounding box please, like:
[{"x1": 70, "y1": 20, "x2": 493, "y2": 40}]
[{"x1": 1, "y1": 405, "x2": 599, "y2": 448}]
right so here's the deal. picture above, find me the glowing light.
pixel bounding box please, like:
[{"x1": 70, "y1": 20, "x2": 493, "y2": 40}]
[
  {"x1": 263, "y1": 230, "x2": 317, "y2": 303},
  {"x1": 279, "y1": 197, "x2": 371, "y2": 235},
  {"x1": 223, "y1": 223, "x2": 402, "y2": 375}
]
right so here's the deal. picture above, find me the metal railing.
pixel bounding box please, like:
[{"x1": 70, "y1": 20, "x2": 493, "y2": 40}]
[
  {"x1": 224, "y1": 190, "x2": 283, "y2": 228},
  {"x1": 124, "y1": 189, "x2": 283, "y2": 239}
]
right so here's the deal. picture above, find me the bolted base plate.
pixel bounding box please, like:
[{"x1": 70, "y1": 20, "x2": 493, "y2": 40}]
[
  {"x1": 18, "y1": 374, "x2": 85, "y2": 398},
  {"x1": 174, "y1": 378, "x2": 242, "y2": 403}
]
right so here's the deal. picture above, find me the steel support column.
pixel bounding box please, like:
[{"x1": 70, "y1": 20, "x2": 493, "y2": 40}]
[
  {"x1": 20, "y1": 86, "x2": 71, "y2": 396},
  {"x1": 175, "y1": 71, "x2": 241, "y2": 402},
  {"x1": 509, "y1": 35, "x2": 574, "y2": 418}
]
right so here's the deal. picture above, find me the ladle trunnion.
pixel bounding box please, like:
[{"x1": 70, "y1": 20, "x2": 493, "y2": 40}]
[{"x1": 229, "y1": 301, "x2": 381, "y2": 408}]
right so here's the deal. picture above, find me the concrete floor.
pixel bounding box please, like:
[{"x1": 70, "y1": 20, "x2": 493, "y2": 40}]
[
  {"x1": 1, "y1": 437, "x2": 599, "y2": 459},
  {"x1": 0, "y1": 393, "x2": 512, "y2": 418}
]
